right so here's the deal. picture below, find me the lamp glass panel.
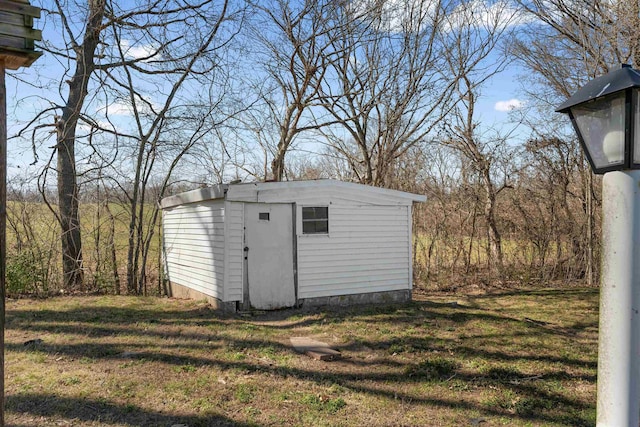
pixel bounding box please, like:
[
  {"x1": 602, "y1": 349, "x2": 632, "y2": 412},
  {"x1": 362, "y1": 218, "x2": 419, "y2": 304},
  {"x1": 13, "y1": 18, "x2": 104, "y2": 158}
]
[
  {"x1": 635, "y1": 89, "x2": 640, "y2": 164},
  {"x1": 571, "y1": 93, "x2": 626, "y2": 169}
]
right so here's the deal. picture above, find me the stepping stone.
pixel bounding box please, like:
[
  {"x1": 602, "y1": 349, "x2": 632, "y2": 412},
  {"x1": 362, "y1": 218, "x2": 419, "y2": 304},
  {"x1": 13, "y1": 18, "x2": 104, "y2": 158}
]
[{"x1": 290, "y1": 337, "x2": 341, "y2": 361}]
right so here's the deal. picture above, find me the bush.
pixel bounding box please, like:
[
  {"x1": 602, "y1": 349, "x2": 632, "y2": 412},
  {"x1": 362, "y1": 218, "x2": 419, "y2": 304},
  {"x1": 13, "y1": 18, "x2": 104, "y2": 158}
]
[{"x1": 6, "y1": 250, "x2": 50, "y2": 295}]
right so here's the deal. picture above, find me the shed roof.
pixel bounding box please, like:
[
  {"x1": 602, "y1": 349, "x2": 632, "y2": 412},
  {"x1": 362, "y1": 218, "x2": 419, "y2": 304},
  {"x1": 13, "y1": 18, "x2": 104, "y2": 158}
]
[
  {"x1": 160, "y1": 184, "x2": 228, "y2": 209},
  {"x1": 160, "y1": 179, "x2": 426, "y2": 209}
]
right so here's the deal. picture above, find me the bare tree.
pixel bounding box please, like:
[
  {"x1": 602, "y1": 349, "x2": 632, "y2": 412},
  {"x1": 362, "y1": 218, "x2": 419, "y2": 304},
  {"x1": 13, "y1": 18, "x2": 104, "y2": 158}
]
[
  {"x1": 437, "y1": 0, "x2": 520, "y2": 275},
  {"x1": 49, "y1": 0, "x2": 106, "y2": 290},
  {"x1": 243, "y1": 0, "x2": 339, "y2": 181},
  {"x1": 317, "y1": 0, "x2": 455, "y2": 187},
  {"x1": 85, "y1": 0, "x2": 243, "y2": 294},
  {"x1": 17, "y1": 0, "x2": 242, "y2": 293},
  {"x1": 511, "y1": 0, "x2": 640, "y2": 284},
  {"x1": 515, "y1": 0, "x2": 640, "y2": 84},
  {"x1": 511, "y1": 136, "x2": 600, "y2": 281}
]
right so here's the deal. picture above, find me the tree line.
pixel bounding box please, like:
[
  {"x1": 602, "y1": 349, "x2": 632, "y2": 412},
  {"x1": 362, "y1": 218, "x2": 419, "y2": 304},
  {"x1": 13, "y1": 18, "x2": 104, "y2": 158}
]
[{"x1": 5, "y1": 0, "x2": 632, "y2": 295}]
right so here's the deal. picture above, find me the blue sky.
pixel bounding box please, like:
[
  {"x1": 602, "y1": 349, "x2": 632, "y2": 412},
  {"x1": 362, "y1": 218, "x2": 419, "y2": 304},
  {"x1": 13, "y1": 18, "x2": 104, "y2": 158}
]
[
  {"x1": 5, "y1": 0, "x2": 531, "y2": 181},
  {"x1": 477, "y1": 65, "x2": 527, "y2": 131}
]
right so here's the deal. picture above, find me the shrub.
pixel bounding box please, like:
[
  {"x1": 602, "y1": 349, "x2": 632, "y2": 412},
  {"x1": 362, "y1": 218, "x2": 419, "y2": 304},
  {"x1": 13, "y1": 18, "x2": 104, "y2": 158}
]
[{"x1": 6, "y1": 250, "x2": 50, "y2": 295}]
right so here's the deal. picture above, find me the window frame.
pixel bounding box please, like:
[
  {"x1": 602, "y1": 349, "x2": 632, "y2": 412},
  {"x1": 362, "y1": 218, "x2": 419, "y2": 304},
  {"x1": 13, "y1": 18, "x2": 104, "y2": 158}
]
[{"x1": 300, "y1": 205, "x2": 329, "y2": 236}]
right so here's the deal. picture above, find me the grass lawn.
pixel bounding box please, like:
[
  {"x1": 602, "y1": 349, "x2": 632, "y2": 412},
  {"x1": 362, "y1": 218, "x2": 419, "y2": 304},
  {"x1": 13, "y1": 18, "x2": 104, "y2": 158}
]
[{"x1": 5, "y1": 288, "x2": 598, "y2": 426}]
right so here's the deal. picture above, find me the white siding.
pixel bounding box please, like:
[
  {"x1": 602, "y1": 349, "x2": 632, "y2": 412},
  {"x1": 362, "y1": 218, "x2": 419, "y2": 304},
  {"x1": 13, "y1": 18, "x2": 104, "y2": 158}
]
[
  {"x1": 224, "y1": 201, "x2": 244, "y2": 302},
  {"x1": 160, "y1": 180, "x2": 424, "y2": 306},
  {"x1": 297, "y1": 205, "x2": 411, "y2": 298},
  {"x1": 163, "y1": 200, "x2": 225, "y2": 299}
]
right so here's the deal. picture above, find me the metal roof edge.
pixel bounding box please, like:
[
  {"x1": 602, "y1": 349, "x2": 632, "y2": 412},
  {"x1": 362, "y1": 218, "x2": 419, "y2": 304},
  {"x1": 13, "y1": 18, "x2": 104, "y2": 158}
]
[
  {"x1": 228, "y1": 179, "x2": 427, "y2": 203},
  {"x1": 161, "y1": 179, "x2": 427, "y2": 208},
  {"x1": 159, "y1": 184, "x2": 228, "y2": 209},
  {"x1": 329, "y1": 180, "x2": 427, "y2": 203}
]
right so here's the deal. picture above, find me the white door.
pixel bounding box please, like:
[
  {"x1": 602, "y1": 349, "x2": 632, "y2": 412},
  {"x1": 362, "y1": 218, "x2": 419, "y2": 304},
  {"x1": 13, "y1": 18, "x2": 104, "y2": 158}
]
[{"x1": 245, "y1": 203, "x2": 296, "y2": 309}]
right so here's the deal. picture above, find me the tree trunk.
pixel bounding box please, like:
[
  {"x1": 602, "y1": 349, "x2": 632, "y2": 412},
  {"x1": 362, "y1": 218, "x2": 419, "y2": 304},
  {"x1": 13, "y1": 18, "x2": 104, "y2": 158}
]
[
  {"x1": 481, "y1": 168, "x2": 503, "y2": 275},
  {"x1": 56, "y1": 0, "x2": 106, "y2": 290},
  {"x1": 271, "y1": 153, "x2": 285, "y2": 181},
  {"x1": 126, "y1": 144, "x2": 144, "y2": 294},
  {"x1": 629, "y1": 0, "x2": 640, "y2": 67},
  {"x1": 104, "y1": 202, "x2": 120, "y2": 294},
  {"x1": 56, "y1": 132, "x2": 83, "y2": 289}
]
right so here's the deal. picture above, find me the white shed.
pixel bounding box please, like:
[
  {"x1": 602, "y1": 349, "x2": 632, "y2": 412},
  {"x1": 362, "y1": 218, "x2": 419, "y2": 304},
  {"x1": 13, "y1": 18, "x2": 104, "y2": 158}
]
[{"x1": 160, "y1": 179, "x2": 426, "y2": 311}]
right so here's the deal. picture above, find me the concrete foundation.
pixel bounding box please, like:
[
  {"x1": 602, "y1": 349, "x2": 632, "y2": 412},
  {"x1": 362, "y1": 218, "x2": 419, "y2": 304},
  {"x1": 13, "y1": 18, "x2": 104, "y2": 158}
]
[
  {"x1": 167, "y1": 281, "x2": 411, "y2": 312},
  {"x1": 166, "y1": 281, "x2": 236, "y2": 312},
  {"x1": 298, "y1": 289, "x2": 412, "y2": 308}
]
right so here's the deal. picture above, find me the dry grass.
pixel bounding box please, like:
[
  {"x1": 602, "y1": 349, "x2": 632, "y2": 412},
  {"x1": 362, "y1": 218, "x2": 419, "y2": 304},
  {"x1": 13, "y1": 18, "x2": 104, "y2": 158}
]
[
  {"x1": 5, "y1": 288, "x2": 598, "y2": 426},
  {"x1": 6, "y1": 201, "x2": 162, "y2": 295}
]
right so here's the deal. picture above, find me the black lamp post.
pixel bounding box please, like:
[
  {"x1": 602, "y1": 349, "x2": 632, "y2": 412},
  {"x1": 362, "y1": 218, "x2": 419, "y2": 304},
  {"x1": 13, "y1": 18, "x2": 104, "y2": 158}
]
[
  {"x1": 557, "y1": 64, "x2": 640, "y2": 426},
  {"x1": 557, "y1": 63, "x2": 640, "y2": 174}
]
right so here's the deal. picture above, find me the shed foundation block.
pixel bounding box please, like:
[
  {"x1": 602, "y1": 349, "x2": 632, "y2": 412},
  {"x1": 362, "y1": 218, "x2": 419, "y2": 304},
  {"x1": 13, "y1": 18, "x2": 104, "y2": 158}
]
[
  {"x1": 166, "y1": 281, "x2": 411, "y2": 312},
  {"x1": 166, "y1": 281, "x2": 237, "y2": 312},
  {"x1": 298, "y1": 289, "x2": 411, "y2": 308}
]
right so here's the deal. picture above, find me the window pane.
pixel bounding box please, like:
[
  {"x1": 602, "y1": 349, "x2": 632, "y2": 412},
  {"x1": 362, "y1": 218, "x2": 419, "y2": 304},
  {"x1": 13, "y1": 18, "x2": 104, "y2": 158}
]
[
  {"x1": 302, "y1": 206, "x2": 329, "y2": 234},
  {"x1": 302, "y1": 206, "x2": 328, "y2": 220},
  {"x1": 303, "y1": 220, "x2": 328, "y2": 234},
  {"x1": 303, "y1": 221, "x2": 316, "y2": 234},
  {"x1": 635, "y1": 90, "x2": 640, "y2": 164},
  {"x1": 259, "y1": 212, "x2": 269, "y2": 221},
  {"x1": 572, "y1": 93, "x2": 626, "y2": 169},
  {"x1": 302, "y1": 207, "x2": 316, "y2": 219},
  {"x1": 315, "y1": 220, "x2": 328, "y2": 234}
]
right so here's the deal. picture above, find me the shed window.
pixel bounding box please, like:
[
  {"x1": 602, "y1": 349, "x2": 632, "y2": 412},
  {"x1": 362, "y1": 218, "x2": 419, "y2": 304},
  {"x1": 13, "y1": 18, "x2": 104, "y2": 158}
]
[
  {"x1": 302, "y1": 206, "x2": 328, "y2": 234},
  {"x1": 259, "y1": 212, "x2": 270, "y2": 221}
]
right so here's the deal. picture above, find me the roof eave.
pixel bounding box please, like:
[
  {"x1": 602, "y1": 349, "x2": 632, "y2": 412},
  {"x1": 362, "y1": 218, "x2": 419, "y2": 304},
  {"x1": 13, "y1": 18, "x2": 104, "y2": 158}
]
[{"x1": 159, "y1": 184, "x2": 228, "y2": 209}]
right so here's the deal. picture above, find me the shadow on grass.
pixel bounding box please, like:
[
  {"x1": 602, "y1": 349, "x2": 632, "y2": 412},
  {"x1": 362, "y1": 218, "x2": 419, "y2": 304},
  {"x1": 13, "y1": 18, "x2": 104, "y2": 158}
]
[
  {"x1": 6, "y1": 393, "x2": 252, "y2": 427},
  {"x1": 477, "y1": 287, "x2": 599, "y2": 296},
  {"x1": 5, "y1": 349, "x2": 593, "y2": 426},
  {"x1": 8, "y1": 304, "x2": 597, "y2": 371},
  {"x1": 6, "y1": 291, "x2": 598, "y2": 426}
]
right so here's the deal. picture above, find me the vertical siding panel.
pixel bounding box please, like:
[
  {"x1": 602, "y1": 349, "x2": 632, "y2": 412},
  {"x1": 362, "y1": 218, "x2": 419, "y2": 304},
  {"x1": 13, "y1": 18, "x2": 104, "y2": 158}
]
[
  {"x1": 408, "y1": 205, "x2": 413, "y2": 289},
  {"x1": 223, "y1": 202, "x2": 230, "y2": 301},
  {"x1": 297, "y1": 205, "x2": 411, "y2": 298},
  {"x1": 162, "y1": 200, "x2": 225, "y2": 299},
  {"x1": 224, "y1": 201, "x2": 244, "y2": 301}
]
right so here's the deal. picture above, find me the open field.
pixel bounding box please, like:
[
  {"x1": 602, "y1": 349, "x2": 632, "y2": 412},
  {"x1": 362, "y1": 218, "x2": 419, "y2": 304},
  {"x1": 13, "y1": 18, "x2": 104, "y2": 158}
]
[
  {"x1": 6, "y1": 201, "x2": 162, "y2": 295},
  {"x1": 5, "y1": 288, "x2": 598, "y2": 426}
]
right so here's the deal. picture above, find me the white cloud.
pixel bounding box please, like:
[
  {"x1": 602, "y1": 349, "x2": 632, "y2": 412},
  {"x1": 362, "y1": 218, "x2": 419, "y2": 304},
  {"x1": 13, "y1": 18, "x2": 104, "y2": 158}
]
[
  {"x1": 444, "y1": 0, "x2": 536, "y2": 33},
  {"x1": 350, "y1": 0, "x2": 439, "y2": 33},
  {"x1": 103, "y1": 101, "x2": 134, "y2": 116},
  {"x1": 350, "y1": 0, "x2": 538, "y2": 35},
  {"x1": 495, "y1": 98, "x2": 524, "y2": 112},
  {"x1": 77, "y1": 119, "x2": 120, "y2": 134},
  {"x1": 120, "y1": 40, "x2": 159, "y2": 61},
  {"x1": 97, "y1": 97, "x2": 162, "y2": 118}
]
